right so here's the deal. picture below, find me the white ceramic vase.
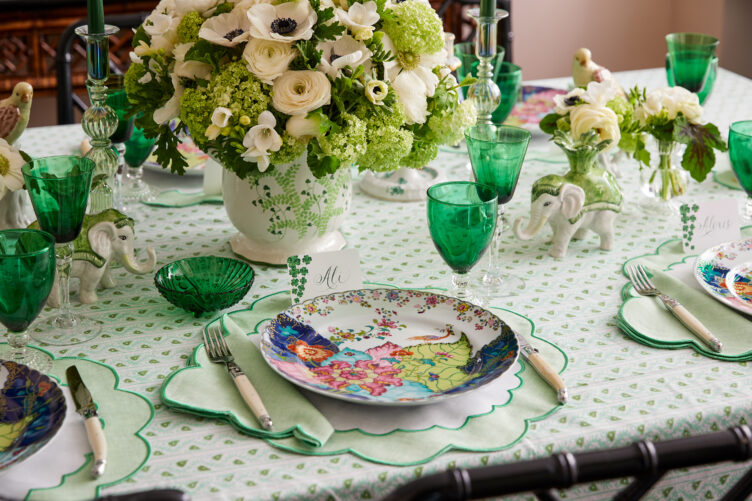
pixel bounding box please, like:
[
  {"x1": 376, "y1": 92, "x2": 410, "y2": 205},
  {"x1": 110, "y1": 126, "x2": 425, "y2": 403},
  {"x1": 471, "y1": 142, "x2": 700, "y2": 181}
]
[{"x1": 222, "y1": 155, "x2": 352, "y2": 265}]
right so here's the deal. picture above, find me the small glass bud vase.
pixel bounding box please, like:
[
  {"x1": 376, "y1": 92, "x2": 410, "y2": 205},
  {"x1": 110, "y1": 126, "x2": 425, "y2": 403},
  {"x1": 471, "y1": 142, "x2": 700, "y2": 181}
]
[
  {"x1": 76, "y1": 24, "x2": 120, "y2": 214},
  {"x1": 640, "y1": 139, "x2": 689, "y2": 215}
]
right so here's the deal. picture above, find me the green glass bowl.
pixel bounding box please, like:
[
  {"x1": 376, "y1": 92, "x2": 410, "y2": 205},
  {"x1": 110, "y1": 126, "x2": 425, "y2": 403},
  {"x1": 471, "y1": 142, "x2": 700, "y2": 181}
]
[{"x1": 154, "y1": 257, "x2": 255, "y2": 317}]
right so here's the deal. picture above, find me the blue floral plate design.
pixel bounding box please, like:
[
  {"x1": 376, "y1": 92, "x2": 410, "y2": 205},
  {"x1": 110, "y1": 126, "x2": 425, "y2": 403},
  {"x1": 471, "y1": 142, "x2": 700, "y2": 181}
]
[
  {"x1": 0, "y1": 360, "x2": 66, "y2": 472},
  {"x1": 260, "y1": 289, "x2": 519, "y2": 406}
]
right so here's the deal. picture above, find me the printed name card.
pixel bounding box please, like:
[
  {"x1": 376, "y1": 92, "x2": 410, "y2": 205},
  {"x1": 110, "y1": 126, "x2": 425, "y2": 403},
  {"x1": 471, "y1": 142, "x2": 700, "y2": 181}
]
[
  {"x1": 681, "y1": 200, "x2": 741, "y2": 253},
  {"x1": 287, "y1": 249, "x2": 363, "y2": 304}
]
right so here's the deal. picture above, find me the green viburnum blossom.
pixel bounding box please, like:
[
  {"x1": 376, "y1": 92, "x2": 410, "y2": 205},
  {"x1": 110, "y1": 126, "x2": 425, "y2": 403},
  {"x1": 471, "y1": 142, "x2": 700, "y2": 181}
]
[
  {"x1": 177, "y1": 12, "x2": 204, "y2": 43},
  {"x1": 607, "y1": 95, "x2": 632, "y2": 123},
  {"x1": 401, "y1": 139, "x2": 438, "y2": 168},
  {"x1": 269, "y1": 132, "x2": 308, "y2": 165},
  {"x1": 358, "y1": 125, "x2": 413, "y2": 172},
  {"x1": 382, "y1": 1, "x2": 444, "y2": 55},
  {"x1": 319, "y1": 113, "x2": 367, "y2": 166},
  {"x1": 427, "y1": 99, "x2": 476, "y2": 145},
  {"x1": 180, "y1": 87, "x2": 214, "y2": 141}
]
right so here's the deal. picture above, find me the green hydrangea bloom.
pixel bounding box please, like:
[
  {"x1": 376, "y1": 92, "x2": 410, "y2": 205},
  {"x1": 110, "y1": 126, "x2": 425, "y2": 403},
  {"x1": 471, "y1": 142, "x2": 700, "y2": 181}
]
[
  {"x1": 124, "y1": 62, "x2": 172, "y2": 114},
  {"x1": 427, "y1": 99, "x2": 476, "y2": 145},
  {"x1": 269, "y1": 132, "x2": 307, "y2": 165},
  {"x1": 401, "y1": 140, "x2": 438, "y2": 168},
  {"x1": 180, "y1": 87, "x2": 214, "y2": 144},
  {"x1": 382, "y1": 2, "x2": 444, "y2": 55},
  {"x1": 358, "y1": 125, "x2": 413, "y2": 172},
  {"x1": 177, "y1": 12, "x2": 204, "y2": 43},
  {"x1": 319, "y1": 113, "x2": 367, "y2": 166},
  {"x1": 354, "y1": 101, "x2": 406, "y2": 129},
  {"x1": 607, "y1": 95, "x2": 632, "y2": 124}
]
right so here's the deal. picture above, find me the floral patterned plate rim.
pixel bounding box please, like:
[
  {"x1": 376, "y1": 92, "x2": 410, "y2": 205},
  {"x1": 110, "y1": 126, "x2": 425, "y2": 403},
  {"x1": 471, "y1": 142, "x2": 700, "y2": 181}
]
[
  {"x1": 260, "y1": 289, "x2": 519, "y2": 406},
  {"x1": 694, "y1": 237, "x2": 752, "y2": 316}
]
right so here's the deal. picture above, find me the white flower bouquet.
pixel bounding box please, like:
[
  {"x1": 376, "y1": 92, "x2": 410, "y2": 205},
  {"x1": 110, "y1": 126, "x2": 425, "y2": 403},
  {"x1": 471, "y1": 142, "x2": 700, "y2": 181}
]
[
  {"x1": 0, "y1": 138, "x2": 27, "y2": 199},
  {"x1": 124, "y1": 0, "x2": 476, "y2": 179}
]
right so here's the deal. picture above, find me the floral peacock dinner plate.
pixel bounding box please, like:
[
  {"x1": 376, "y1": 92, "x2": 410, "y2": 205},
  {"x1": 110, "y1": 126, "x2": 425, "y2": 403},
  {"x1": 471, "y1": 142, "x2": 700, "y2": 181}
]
[
  {"x1": 694, "y1": 237, "x2": 752, "y2": 316},
  {"x1": 260, "y1": 289, "x2": 519, "y2": 406}
]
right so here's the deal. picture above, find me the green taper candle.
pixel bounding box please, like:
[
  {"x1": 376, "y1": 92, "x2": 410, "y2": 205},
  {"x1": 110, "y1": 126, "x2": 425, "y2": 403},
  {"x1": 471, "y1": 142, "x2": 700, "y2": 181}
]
[
  {"x1": 480, "y1": 0, "x2": 495, "y2": 18},
  {"x1": 87, "y1": 0, "x2": 105, "y2": 34}
]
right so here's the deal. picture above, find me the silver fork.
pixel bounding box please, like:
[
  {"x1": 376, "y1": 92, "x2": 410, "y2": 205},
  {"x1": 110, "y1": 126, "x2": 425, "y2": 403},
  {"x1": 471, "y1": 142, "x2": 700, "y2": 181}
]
[
  {"x1": 626, "y1": 264, "x2": 722, "y2": 352},
  {"x1": 203, "y1": 324, "x2": 273, "y2": 430}
]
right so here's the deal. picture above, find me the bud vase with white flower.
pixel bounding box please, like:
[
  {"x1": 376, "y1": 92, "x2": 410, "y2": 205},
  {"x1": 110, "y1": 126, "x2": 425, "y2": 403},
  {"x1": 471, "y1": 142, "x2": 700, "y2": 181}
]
[
  {"x1": 124, "y1": 0, "x2": 474, "y2": 262},
  {"x1": 631, "y1": 86, "x2": 726, "y2": 214}
]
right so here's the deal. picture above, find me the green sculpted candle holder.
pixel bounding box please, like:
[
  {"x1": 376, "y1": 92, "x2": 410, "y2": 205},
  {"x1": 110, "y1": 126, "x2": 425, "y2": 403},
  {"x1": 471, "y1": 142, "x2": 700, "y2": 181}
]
[{"x1": 76, "y1": 24, "x2": 120, "y2": 214}]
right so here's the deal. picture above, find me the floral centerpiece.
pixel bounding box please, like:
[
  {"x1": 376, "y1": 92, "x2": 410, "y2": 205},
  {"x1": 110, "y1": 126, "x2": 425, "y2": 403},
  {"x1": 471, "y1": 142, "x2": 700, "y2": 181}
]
[
  {"x1": 632, "y1": 86, "x2": 726, "y2": 203},
  {"x1": 0, "y1": 138, "x2": 32, "y2": 230}
]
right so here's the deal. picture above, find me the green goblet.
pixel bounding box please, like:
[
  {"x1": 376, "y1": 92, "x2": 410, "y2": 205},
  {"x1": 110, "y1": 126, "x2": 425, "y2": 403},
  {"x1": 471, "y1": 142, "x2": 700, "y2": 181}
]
[
  {"x1": 466, "y1": 123, "x2": 531, "y2": 297},
  {"x1": 106, "y1": 74, "x2": 134, "y2": 210},
  {"x1": 427, "y1": 181, "x2": 497, "y2": 305},
  {"x1": 22, "y1": 155, "x2": 102, "y2": 345},
  {"x1": 666, "y1": 53, "x2": 717, "y2": 105},
  {"x1": 121, "y1": 123, "x2": 157, "y2": 210},
  {"x1": 729, "y1": 120, "x2": 752, "y2": 220},
  {"x1": 0, "y1": 229, "x2": 56, "y2": 372},
  {"x1": 665, "y1": 32, "x2": 719, "y2": 95},
  {"x1": 491, "y1": 62, "x2": 522, "y2": 123},
  {"x1": 454, "y1": 42, "x2": 505, "y2": 98}
]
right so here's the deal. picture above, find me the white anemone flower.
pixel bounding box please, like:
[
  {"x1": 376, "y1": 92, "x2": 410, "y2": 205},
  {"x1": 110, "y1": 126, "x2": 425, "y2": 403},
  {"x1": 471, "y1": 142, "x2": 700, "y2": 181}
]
[
  {"x1": 247, "y1": 0, "x2": 317, "y2": 43},
  {"x1": 581, "y1": 79, "x2": 619, "y2": 107},
  {"x1": 173, "y1": 42, "x2": 212, "y2": 81},
  {"x1": 199, "y1": 9, "x2": 251, "y2": 47},
  {"x1": 0, "y1": 138, "x2": 25, "y2": 200},
  {"x1": 143, "y1": 13, "x2": 175, "y2": 37},
  {"x1": 553, "y1": 88, "x2": 585, "y2": 115},
  {"x1": 153, "y1": 75, "x2": 184, "y2": 125},
  {"x1": 382, "y1": 35, "x2": 445, "y2": 124},
  {"x1": 242, "y1": 111, "x2": 282, "y2": 172},
  {"x1": 318, "y1": 35, "x2": 372, "y2": 79},
  {"x1": 336, "y1": 1, "x2": 379, "y2": 41}
]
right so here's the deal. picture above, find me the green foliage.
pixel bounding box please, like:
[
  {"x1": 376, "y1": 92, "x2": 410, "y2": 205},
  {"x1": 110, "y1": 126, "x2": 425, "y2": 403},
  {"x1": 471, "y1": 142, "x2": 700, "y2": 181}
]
[
  {"x1": 124, "y1": 62, "x2": 173, "y2": 117},
  {"x1": 539, "y1": 113, "x2": 560, "y2": 135},
  {"x1": 212, "y1": 2, "x2": 235, "y2": 15},
  {"x1": 177, "y1": 12, "x2": 204, "y2": 43},
  {"x1": 132, "y1": 25, "x2": 150, "y2": 48},
  {"x1": 292, "y1": 40, "x2": 323, "y2": 70},
  {"x1": 674, "y1": 115, "x2": 727, "y2": 182},
  {"x1": 307, "y1": 141, "x2": 341, "y2": 178},
  {"x1": 184, "y1": 40, "x2": 240, "y2": 72},
  {"x1": 134, "y1": 114, "x2": 189, "y2": 175}
]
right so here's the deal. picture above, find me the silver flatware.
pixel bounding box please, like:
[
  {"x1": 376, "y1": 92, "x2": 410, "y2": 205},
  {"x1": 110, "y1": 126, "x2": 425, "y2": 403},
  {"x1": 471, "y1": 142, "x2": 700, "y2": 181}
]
[
  {"x1": 517, "y1": 332, "x2": 567, "y2": 404},
  {"x1": 203, "y1": 323, "x2": 273, "y2": 430},
  {"x1": 66, "y1": 365, "x2": 107, "y2": 478},
  {"x1": 626, "y1": 264, "x2": 722, "y2": 352}
]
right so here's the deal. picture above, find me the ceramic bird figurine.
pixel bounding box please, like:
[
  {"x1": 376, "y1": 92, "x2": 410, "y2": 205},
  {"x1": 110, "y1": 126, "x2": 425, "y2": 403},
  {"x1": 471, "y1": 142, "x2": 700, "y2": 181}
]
[
  {"x1": 0, "y1": 82, "x2": 33, "y2": 146},
  {"x1": 572, "y1": 48, "x2": 615, "y2": 88}
]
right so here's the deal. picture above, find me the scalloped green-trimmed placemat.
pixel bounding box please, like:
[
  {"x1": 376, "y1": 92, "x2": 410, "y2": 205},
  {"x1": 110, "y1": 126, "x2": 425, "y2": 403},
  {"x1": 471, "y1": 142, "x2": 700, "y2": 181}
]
[
  {"x1": 160, "y1": 289, "x2": 567, "y2": 466},
  {"x1": 142, "y1": 189, "x2": 223, "y2": 208},
  {"x1": 712, "y1": 169, "x2": 742, "y2": 191},
  {"x1": 2, "y1": 345, "x2": 154, "y2": 501},
  {"x1": 617, "y1": 226, "x2": 752, "y2": 361}
]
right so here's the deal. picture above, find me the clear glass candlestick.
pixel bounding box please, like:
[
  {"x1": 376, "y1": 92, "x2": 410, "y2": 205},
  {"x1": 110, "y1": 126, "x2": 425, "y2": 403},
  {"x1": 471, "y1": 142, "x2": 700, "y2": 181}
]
[
  {"x1": 76, "y1": 24, "x2": 120, "y2": 214},
  {"x1": 466, "y1": 8, "x2": 509, "y2": 125}
]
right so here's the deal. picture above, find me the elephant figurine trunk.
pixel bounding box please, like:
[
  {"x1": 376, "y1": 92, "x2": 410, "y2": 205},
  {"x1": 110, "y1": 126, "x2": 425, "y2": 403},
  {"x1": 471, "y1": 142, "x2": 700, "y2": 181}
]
[
  {"x1": 513, "y1": 213, "x2": 549, "y2": 241},
  {"x1": 122, "y1": 247, "x2": 158, "y2": 275}
]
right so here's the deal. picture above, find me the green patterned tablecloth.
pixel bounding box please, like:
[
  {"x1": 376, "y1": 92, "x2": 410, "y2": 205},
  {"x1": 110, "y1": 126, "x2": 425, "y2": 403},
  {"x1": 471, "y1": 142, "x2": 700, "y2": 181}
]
[{"x1": 10, "y1": 68, "x2": 752, "y2": 500}]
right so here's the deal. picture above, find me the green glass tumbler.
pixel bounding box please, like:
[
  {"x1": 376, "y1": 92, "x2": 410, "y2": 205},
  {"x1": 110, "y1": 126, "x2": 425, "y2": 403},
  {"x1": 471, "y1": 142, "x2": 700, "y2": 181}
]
[
  {"x1": 665, "y1": 32, "x2": 719, "y2": 94},
  {"x1": 121, "y1": 124, "x2": 157, "y2": 210},
  {"x1": 466, "y1": 123, "x2": 531, "y2": 296},
  {"x1": 427, "y1": 181, "x2": 497, "y2": 305},
  {"x1": 666, "y1": 53, "x2": 717, "y2": 105},
  {"x1": 22, "y1": 155, "x2": 102, "y2": 345},
  {"x1": 729, "y1": 120, "x2": 752, "y2": 220},
  {"x1": 0, "y1": 229, "x2": 56, "y2": 372},
  {"x1": 454, "y1": 42, "x2": 505, "y2": 98},
  {"x1": 491, "y1": 62, "x2": 522, "y2": 123}
]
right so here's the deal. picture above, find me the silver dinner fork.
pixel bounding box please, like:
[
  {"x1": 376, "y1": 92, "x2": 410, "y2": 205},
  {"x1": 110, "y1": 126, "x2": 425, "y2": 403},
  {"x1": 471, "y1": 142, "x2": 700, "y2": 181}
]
[
  {"x1": 203, "y1": 324, "x2": 273, "y2": 430},
  {"x1": 626, "y1": 264, "x2": 722, "y2": 352}
]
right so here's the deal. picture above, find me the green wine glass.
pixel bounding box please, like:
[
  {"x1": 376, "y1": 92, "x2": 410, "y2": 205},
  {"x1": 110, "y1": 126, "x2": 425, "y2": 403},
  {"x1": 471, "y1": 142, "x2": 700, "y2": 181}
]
[
  {"x1": 665, "y1": 32, "x2": 719, "y2": 94},
  {"x1": 427, "y1": 181, "x2": 497, "y2": 305},
  {"x1": 491, "y1": 62, "x2": 523, "y2": 123},
  {"x1": 0, "y1": 229, "x2": 56, "y2": 372},
  {"x1": 466, "y1": 123, "x2": 531, "y2": 297},
  {"x1": 454, "y1": 42, "x2": 505, "y2": 98},
  {"x1": 666, "y1": 53, "x2": 717, "y2": 105},
  {"x1": 121, "y1": 123, "x2": 157, "y2": 210},
  {"x1": 729, "y1": 120, "x2": 752, "y2": 220},
  {"x1": 22, "y1": 155, "x2": 102, "y2": 345},
  {"x1": 106, "y1": 74, "x2": 134, "y2": 210}
]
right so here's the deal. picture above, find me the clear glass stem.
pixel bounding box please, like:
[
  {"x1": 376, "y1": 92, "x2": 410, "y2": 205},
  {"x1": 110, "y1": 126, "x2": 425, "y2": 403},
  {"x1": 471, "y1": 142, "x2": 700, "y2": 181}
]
[
  {"x1": 451, "y1": 272, "x2": 472, "y2": 301},
  {"x1": 8, "y1": 328, "x2": 29, "y2": 359},
  {"x1": 55, "y1": 241, "x2": 75, "y2": 328},
  {"x1": 114, "y1": 143, "x2": 125, "y2": 210},
  {"x1": 466, "y1": 9, "x2": 505, "y2": 124},
  {"x1": 484, "y1": 205, "x2": 505, "y2": 283},
  {"x1": 744, "y1": 196, "x2": 752, "y2": 220}
]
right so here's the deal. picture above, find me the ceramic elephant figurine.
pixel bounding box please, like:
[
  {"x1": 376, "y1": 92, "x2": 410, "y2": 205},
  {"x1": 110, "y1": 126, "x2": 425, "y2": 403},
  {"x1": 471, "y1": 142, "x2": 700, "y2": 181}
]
[
  {"x1": 35, "y1": 209, "x2": 157, "y2": 305},
  {"x1": 513, "y1": 169, "x2": 622, "y2": 258}
]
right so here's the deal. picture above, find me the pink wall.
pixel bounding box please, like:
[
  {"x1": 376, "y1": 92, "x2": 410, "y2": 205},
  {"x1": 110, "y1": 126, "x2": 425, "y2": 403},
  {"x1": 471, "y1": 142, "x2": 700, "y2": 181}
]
[{"x1": 514, "y1": 0, "x2": 726, "y2": 80}]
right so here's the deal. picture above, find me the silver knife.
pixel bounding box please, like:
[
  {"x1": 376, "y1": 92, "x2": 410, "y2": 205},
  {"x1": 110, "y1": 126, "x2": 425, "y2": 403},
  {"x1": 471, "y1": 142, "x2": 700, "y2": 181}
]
[
  {"x1": 66, "y1": 365, "x2": 107, "y2": 478},
  {"x1": 517, "y1": 333, "x2": 568, "y2": 404}
]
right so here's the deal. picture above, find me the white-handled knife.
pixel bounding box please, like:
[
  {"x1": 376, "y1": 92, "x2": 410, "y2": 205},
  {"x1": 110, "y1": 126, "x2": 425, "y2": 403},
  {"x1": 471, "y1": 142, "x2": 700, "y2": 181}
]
[
  {"x1": 66, "y1": 365, "x2": 107, "y2": 478},
  {"x1": 517, "y1": 334, "x2": 568, "y2": 404}
]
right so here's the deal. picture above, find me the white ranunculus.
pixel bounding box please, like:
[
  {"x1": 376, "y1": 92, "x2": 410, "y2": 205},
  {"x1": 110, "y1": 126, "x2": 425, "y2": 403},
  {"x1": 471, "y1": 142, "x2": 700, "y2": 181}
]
[
  {"x1": 569, "y1": 104, "x2": 621, "y2": 150},
  {"x1": 636, "y1": 86, "x2": 703, "y2": 124},
  {"x1": 143, "y1": 12, "x2": 175, "y2": 37},
  {"x1": 242, "y1": 39, "x2": 297, "y2": 85},
  {"x1": 286, "y1": 114, "x2": 321, "y2": 138},
  {"x1": 272, "y1": 70, "x2": 331, "y2": 115},
  {"x1": 318, "y1": 35, "x2": 372, "y2": 79},
  {"x1": 150, "y1": 26, "x2": 179, "y2": 56},
  {"x1": 0, "y1": 138, "x2": 25, "y2": 200},
  {"x1": 173, "y1": 43, "x2": 212, "y2": 80},
  {"x1": 199, "y1": 8, "x2": 251, "y2": 47},
  {"x1": 365, "y1": 80, "x2": 388, "y2": 105},
  {"x1": 581, "y1": 79, "x2": 619, "y2": 107},
  {"x1": 154, "y1": 0, "x2": 177, "y2": 16},
  {"x1": 247, "y1": 0, "x2": 317, "y2": 43},
  {"x1": 242, "y1": 111, "x2": 282, "y2": 172},
  {"x1": 336, "y1": 1, "x2": 379, "y2": 41},
  {"x1": 553, "y1": 88, "x2": 585, "y2": 115},
  {"x1": 153, "y1": 75, "x2": 184, "y2": 125},
  {"x1": 382, "y1": 35, "x2": 445, "y2": 124}
]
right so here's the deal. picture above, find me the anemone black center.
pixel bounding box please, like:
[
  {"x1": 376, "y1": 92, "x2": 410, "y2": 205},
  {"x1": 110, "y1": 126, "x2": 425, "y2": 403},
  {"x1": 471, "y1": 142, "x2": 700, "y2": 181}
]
[
  {"x1": 330, "y1": 53, "x2": 341, "y2": 63},
  {"x1": 271, "y1": 18, "x2": 297, "y2": 35},
  {"x1": 564, "y1": 96, "x2": 581, "y2": 106},
  {"x1": 224, "y1": 28, "x2": 244, "y2": 41}
]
